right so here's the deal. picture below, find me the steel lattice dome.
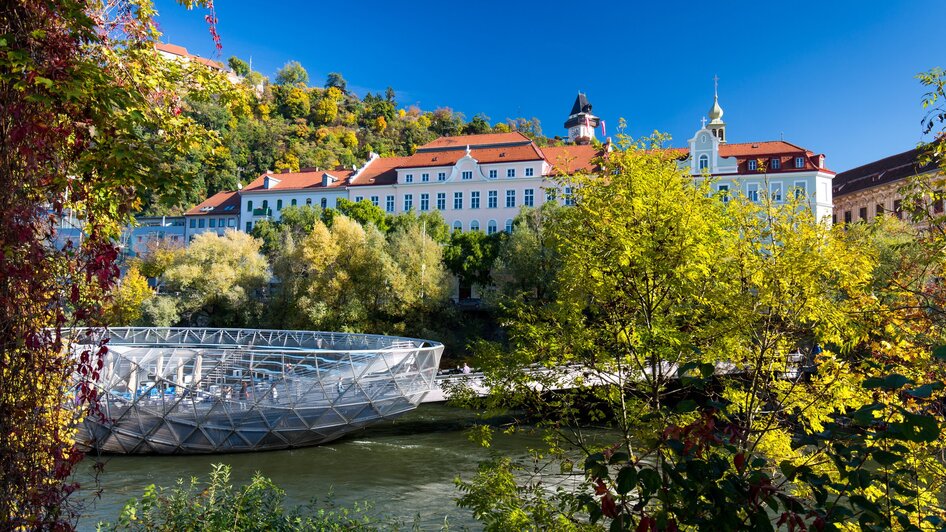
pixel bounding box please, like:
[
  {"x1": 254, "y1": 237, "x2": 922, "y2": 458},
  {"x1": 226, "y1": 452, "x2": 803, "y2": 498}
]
[{"x1": 78, "y1": 328, "x2": 444, "y2": 454}]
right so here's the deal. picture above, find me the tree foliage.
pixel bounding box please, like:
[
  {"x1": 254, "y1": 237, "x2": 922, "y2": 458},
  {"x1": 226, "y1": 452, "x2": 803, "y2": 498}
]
[{"x1": 455, "y1": 134, "x2": 946, "y2": 530}]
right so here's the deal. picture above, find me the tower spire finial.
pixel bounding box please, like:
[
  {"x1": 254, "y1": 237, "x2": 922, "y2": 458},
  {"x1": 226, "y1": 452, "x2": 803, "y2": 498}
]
[{"x1": 713, "y1": 74, "x2": 719, "y2": 99}]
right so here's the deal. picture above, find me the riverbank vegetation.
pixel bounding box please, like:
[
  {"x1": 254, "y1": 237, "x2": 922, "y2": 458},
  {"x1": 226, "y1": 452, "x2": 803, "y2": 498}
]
[{"x1": 99, "y1": 464, "x2": 388, "y2": 531}]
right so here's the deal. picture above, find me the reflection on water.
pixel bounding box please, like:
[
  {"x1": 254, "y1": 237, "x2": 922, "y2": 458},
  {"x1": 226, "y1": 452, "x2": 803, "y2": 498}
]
[{"x1": 76, "y1": 404, "x2": 573, "y2": 531}]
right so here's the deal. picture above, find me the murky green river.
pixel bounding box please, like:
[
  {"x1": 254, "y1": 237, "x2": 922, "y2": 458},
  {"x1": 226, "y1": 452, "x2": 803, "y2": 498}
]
[{"x1": 76, "y1": 404, "x2": 587, "y2": 531}]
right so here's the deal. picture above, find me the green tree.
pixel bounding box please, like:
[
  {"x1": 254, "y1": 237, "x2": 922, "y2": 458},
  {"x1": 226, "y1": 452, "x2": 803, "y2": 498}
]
[
  {"x1": 227, "y1": 56, "x2": 250, "y2": 77},
  {"x1": 491, "y1": 203, "x2": 561, "y2": 303},
  {"x1": 325, "y1": 71, "x2": 347, "y2": 92},
  {"x1": 278, "y1": 86, "x2": 310, "y2": 119},
  {"x1": 103, "y1": 264, "x2": 154, "y2": 326},
  {"x1": 161, "y1": 231, "x2": 269, "y2": 326},
  {"x1": 443, "y1": 230, "x2": 502, "y2": 290},
  {"x1": 332, "y1": 198, "x2": 390, "y2": 232},
  {"x1": 275, "y1": 60, "x2": 309, "y2": 86}
]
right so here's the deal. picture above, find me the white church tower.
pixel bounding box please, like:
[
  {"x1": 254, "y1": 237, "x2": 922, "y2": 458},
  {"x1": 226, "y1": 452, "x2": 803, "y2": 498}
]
[{"x1": 564, "y1": 92, "x2": 600, "y2": 145}]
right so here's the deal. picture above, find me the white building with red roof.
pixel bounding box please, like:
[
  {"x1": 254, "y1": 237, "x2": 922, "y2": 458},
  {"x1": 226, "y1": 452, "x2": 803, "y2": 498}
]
[
  {"x1": 239, "y1": 169, "x2": 354, "y2": 232},
  {"x1": 183, "y1": 190, "x2": 242, "y2": 241},
  {"x1": 343, "y1": 131, "x2": 601, "y2": 233},
  {"x1": 680, "y1": 90, "x2": 835, "y2": 221}
]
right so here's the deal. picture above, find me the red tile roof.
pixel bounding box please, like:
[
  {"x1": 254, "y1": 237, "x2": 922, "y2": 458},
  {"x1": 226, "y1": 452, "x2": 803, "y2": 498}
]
[
  {"x1": 417, "y1": 132, "x2": 532, "y2": 151},
  {"x1": 242, "y1": 169, "x2": 354, "y2": 192},
  {"x1": 398, "y1": 144, "x2": 545, "y2": 168},
  {"x1": 185, "y1": 190, "x2": 241, "y2": 216},
  {"x1": 155, "y1": 42, "x2": 224, "y2": 70},
  {"x1": 676, "y1": 141, "x2": 832, "y2": 173},
  {"x1": 541, "y1": 145, "x2": 602, "y2": 175},
  {"x1": 349, "y1": 156, "x2": 413, "y2": 187}
]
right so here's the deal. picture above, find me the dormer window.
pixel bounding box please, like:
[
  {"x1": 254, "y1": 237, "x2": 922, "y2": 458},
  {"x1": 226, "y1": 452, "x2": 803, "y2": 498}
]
[
  {"x1": 263, "y1": 175, "x2": 280, "y2": 189},
  {"x1": 405, "y1": 173, "x2": 414, "y2": 183},
  {"x1": 698, "y1": 154, "x2": 709, "y2": 170},
  {"x1": 795, "y1": 156, "x2": 805, "y2": 169},
  {"x1": 748, "y1": 159, "x2": 758, "y2": 171},
  {"x1": 462, "y1": 171, "x2": 473, "y2": 180},
  {"x1": 771, "y1": 158, "x2": 781, "y2": 170},
  {"x1": 322, "y1": 173, "x2": 337, "y2": 187}
]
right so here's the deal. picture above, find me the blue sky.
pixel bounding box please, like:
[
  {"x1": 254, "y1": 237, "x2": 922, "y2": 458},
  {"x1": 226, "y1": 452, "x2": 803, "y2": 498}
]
[{"x1": 153, "y1": 0, "x2": 945, "y2": 172}]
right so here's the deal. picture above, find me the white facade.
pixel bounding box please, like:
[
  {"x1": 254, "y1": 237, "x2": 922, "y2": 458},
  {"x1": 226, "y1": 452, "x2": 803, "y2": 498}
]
[{"x1": 241, "y1": 188, "x2": 346, "y2": 232}]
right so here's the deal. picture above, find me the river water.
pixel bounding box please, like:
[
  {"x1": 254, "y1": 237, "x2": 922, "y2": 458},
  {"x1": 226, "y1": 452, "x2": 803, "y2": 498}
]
[{"x1": 76, "y1": 404, "x2": 586, "y2": 531}]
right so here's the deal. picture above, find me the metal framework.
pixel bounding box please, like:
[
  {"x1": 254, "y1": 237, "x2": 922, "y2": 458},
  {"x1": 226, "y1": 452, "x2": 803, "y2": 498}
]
[{"x1": 77, "y1": 328, "x2": 444, "y2": 454}]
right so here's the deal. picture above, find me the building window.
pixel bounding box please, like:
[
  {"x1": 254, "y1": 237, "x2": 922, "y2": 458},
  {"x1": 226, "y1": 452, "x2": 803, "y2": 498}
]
[
  {"x1": 487, "y1": 220, "x2": 497, "y2": 235},
  {"x1": 353, "y1": 196, "x2": 362, "y2": 203},
  {"x1": 470, "y1": 220, "x2": 480, "y2": 231},
  {"x1": 462, "y1": 171, "x2": 473, "y2": 180},
  {"x1": 438, "y1": 172, "x2": 446, "y2": 181},
  {"x1": 794, "y1": 181, "x2": 807, "y2": 199},
  {"x1": 370, "y1": 196, "x2": 379, "y2": 207},
  {"x1": 506, "y1": 190, "x2": 516, "y2": 208},
  {"x1": 291, "y1": 198, "x2": 297, "y2": 206},
  {"x1": 404, "y1": 194, "x2": 413, "y2": 211},
  {"x1": 859, "y1": 206, "x2": 868, "y2": 220},
  {"x1": 771, "y1": 157, "x2": 781, "y2": 170},
  {"x1": 198, "y1": 219, "x2": 205, "y2": 228},
  {"x1": 277, "y1": 199, "x2": 283, "y2": 211},
  {"x1": 422, "y1": 173, "x2": 430, "y2": 182},
  {"x1": 564, "y1": 186, "x2": 575, "y2": 206},
  {"x1": 209, "y1": 218, "x2": 216, "y2": 228},
  {"x1": 471, "y1": 191, "x2": 481, "y2": 209},
  {"x1": 228, "y1": 218, "x2": 235, "y2": 227},
  {"x1": 746, "y1": 183, "x2": 759, "y2": 202},
  {"x1": 525, "y1": 167, "x2": 534, "y2": 177},
  {"x1": 489, "y1": 169, "x2": 497, "y2": 179},
  {"x1": 189, "y1": 219, "x2": 196, "y2": 229},
  {"x1": 453, "y1": 220, "x2": 462, "y2": 231},
  {"x1": 420, "y1": 193, "x2": 430, "y2": 211},
  {"x1": 454, "y1": 192, "x2": 463, "y2": 210},
  {"x1": 247, "y1": 201, "x2": 253, "y2": 212},
  {"x1": 546, "y1": 189, "x2": 556, "y2": 203},
  {"x1": 488, "y1": 190, "x2": 498, "y2": 209},
  {"x1": 699, "y1": 154, "x2": 709, "y2": 170},
  {"x1": 507, "y1": 168, "x2": 516, "y2": 178},
  {"x1": 934, "y1": 191, "x2": 944, "y2": 214},
  {"x1": 505, "y1": 219, "x2": 513, "y2": 233},
  {"x1": 262, "y1": 200, "x2": 268, "y2": 212},
  {"x1": 524, "y1": 189, "x2": 534, "y2": 207},
  {"x1": 218, "y1": 218, "x2": 225, "y2": 227},
  {"x1": 405, "y1": 174, "x2": 414, "y2": 183},
  {"x1": 386, "y1": 195, "x2": 395, "y2": 213},
  {"x1": 894, "y1": 199, "x2": 902, "y2": 219},
  {"x1": 770, "y1": 182, "x2": 783, "y2": 202},
  {"x1": 748, "y1": 159, "x2": 758, "y2": 171},
  {"x1": 245, "y1": 221, "x2": 252, "y2": 232},
  {"x1": 437, "y1": 193, "x2": 446, "y2": 210},
  {"x1": 795, "y1": 156, "x2": 805, "y2": 168},
  {"x1": 844, "y1": 210, "x2": 852, "y2": 224},
  {"x1": 321, "y1": 198, "x2": 328, "y2": 209},
  {"x1": 306, "y1": 198, "x2": 312, "y2": 206},
  {"x1": 876, "y1": 203, "x2": 884, "y2": 217},
  {"x1": 717, "y1": 184, "x2": 730, "y2": 203}
]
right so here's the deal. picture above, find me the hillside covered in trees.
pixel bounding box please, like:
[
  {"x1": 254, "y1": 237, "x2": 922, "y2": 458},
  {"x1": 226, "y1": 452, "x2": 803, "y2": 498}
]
[{"x1": 146, "y1": 54, "x2": 553, "y2": 216}]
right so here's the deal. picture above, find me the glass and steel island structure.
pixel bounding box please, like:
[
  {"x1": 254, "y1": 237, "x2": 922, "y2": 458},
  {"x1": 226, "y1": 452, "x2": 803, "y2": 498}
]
[{"x1": 77, "y1": 328, "x2": 444, "y2": 454}]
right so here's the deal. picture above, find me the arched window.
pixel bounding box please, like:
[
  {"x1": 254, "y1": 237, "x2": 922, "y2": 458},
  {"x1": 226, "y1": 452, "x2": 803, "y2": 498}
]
[
  {"x1": 305, "y1": 198, "x2": 312, "y2": 206},
  {"x1": 470, "y1": 220, "x2": 480, "y2": 231},
  {"x1": 291, "y1": 198, "x2": 297, "y2": 206},
  {"x1": 701, "y1": 134, "x2": 707, "y2": 143},
  {"x1": 487, "y1": 220, "x2": 497, "y2": 235},
  {"x1": 699, "y1": 154, "x2": 709, "y2": 170},
  {"x1": 504, "y1": 219, "x2": 513, "y2": 233},
  {"x1": 320, "y1": 197, "x2": 327, "y2": 209},
  {"x1": 453, "y1": 220, "x2": 462, "y2": 231}
]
